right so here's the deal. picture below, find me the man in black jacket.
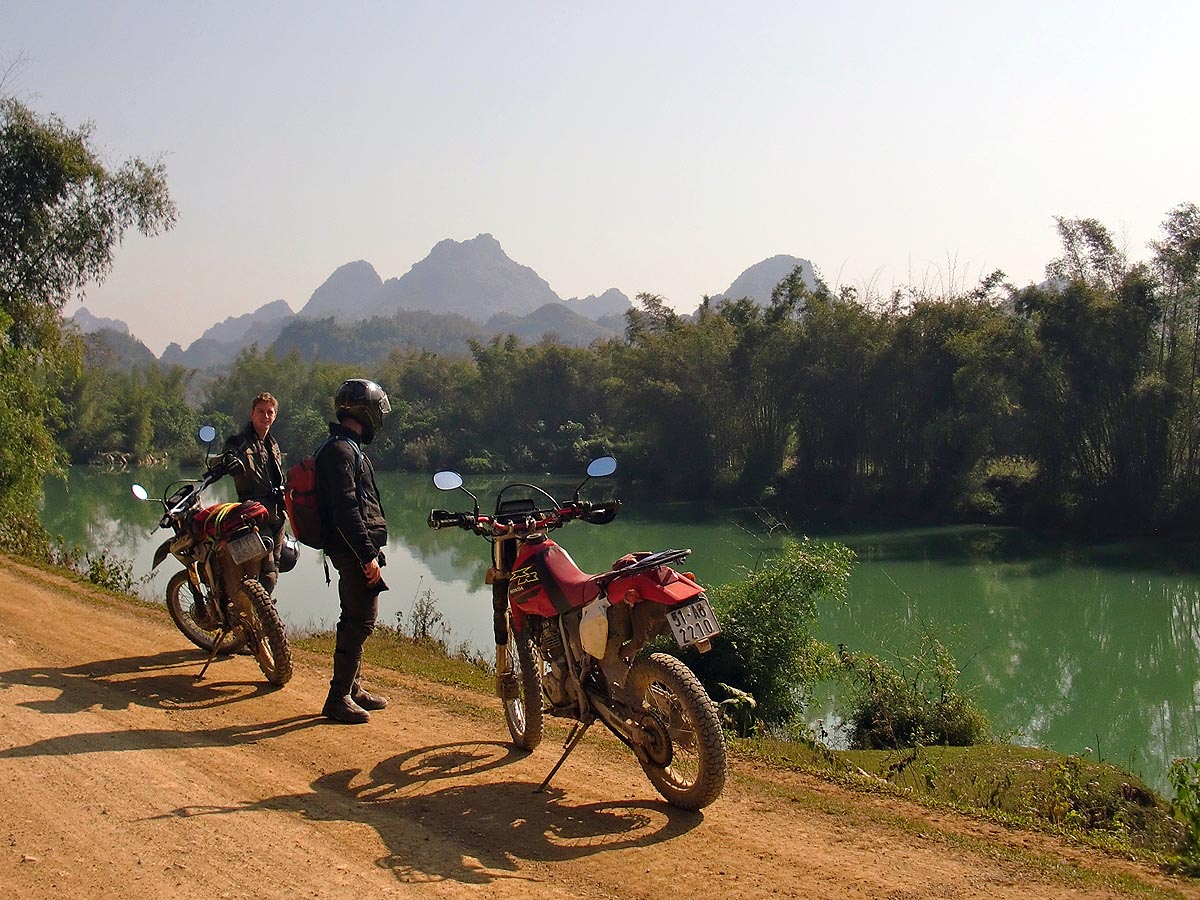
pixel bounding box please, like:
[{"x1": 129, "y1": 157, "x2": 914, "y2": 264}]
[
  {"x1": 316, "y1": 379, "x2": 392, "y2": 724},
  {"x1": 223, "y1": 392, "x2": 286, "y2": 594}
]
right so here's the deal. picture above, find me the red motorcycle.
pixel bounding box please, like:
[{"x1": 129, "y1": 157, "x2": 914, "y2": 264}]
[
  {"x1": 428, "y1": 456, "x2": 727, "y2": 809},
  {"x1": 132, "y1": 425, "x2": 293, "y2": 686}
]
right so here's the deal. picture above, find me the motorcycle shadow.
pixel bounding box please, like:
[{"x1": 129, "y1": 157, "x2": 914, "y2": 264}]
[
  {"x1": 165, "y1": 740, "x2": 704, "y2": 886},
  {"x1": 0, "y1": 648, "x2": 286, "y2": 717}
]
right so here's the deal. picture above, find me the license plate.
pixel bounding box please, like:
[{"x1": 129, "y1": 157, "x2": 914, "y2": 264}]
[
  {"x1": 227, "y1": 530, "x2": 267, "y2": 564},
  {"x1": 666, "y1": 597, "x2": 721, "y2": 648}
]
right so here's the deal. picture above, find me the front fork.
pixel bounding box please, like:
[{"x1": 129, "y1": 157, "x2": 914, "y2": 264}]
[{"x1": 489, "y1": 535, "x2": 519, "y2": 699}]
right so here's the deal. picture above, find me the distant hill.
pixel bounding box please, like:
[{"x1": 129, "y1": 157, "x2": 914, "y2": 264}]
[
  {"x1": 563, "y1": 288, "x2": 632, "y2": 320},
  {"x1": 297, "y1": 260, "x2": 383, "y2": 320},
  {"x1": 712, "y1": 255, "x2": 818, "y2": 305},
  {"x1": 80, "y1": 328, "x2": 158, "y2": 371},
  {"x1": 369, "y1": 234, "x2": 561, "y2": 321},
  {"x1": 161, "y1": 299, "x2": 296, "y2": 370},
  {"x1": 484, "y1": 303, "x2": 622, "y2": 346},
  {"x1": 272, "y1": 310, "x2": 486, "y2": 364},
  {"x1": 70, "y1": 307, "x2": 131, "y2": 335}
]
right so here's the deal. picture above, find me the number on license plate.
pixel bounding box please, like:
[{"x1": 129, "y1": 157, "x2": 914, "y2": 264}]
[
  {"x1": 227, "y1": 531, "x2": 267, "y2": 564},
  {"x1": 667, "y1": 597, "x2": 721, "y2": 648}
]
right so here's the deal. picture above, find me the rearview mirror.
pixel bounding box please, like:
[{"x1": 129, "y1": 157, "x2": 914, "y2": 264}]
[
  {"x1": 586, "y1": 456, "x2": 617, "y2": 478},
  {"x1": 197, "y1": 424, "x2": 217, "y2": 444},
  {"x1": 433, "y1": 471, "x2": 464, "y2": 492},
  {"x1": 131, "y1": 484, "x2": 149, "y2": 501}
]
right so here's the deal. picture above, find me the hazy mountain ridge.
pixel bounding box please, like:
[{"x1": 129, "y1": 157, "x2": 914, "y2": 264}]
[
  {"x1": 368, "y1": 234, "x2": 561, "y2": 321},
  {"x1": 80, "y1": 235, "x2": 810, "y2": 370},
  {"x1": 160, "y1": 298, "x2": 297, "y2": 370},
  {"x1": 70, "y1": 307, "x2": 131, "y2": 335},
  {"x1": 298, "y1": 260, "x2": 384, "y2": 320}
]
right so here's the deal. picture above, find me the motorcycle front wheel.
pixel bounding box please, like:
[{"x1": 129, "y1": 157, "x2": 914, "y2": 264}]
[
  {"x1": 627, "y1": 652, "x2": 727, "y2": 810},
  {"x1": 165, "y1": 569, "x2": 246, "y2": 655},
  {"x1": 503, "y1": 627, "x2": 544, "y2": 751},
  {"x1": 237, "y1": 577, "x2": 293, "y2": 686}
]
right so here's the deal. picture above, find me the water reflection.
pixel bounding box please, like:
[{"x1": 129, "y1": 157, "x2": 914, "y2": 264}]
[{"x1": 39, "y1": 467, "x2": 1200, "y2": 792}]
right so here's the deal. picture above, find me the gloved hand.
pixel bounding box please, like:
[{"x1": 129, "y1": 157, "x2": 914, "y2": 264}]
[{"x1": 222, "y1": 452, "x2": 245, "y2": 476}]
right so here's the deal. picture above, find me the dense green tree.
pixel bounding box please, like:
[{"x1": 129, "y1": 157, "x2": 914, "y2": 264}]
[
  {"x1": 1017, "y1": 220, "x2": 1168, "y2": 525},
  {"x1": 0, "y1": 96, "x2": 174, "y2": 530}
]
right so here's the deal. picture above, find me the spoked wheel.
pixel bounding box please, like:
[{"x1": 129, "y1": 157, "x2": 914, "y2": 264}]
[
  {"x1": 236, "y1": 578, "x2": 293, "y2": 686},
  {"x1": 627, "y1": 652, "x2": 727, "y2": 810},
  {"x1": 165, "y1": 569, "x2": 245, "y2": 655},
  {"x1": 502, "y1": 626, "x2": 544, "y2": 751}
]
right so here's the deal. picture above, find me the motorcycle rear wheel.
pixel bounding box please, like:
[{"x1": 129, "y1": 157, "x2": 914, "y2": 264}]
[
  {"x1": 237, "y1": 577, "x2": 293, "y2": 686},
  {"x1": 165, "y1": 569, "x2": 246, "y2": 655},
  {"x1": 627, "y1": 652, "x2": 727, "y2": 810},
  {"x1": 503, "y1": 628, "x2": 543, "y2": 751}
]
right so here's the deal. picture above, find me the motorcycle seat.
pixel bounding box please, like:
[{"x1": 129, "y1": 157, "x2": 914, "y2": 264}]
[{"x1": 537, "y1": 544, "x2": 602, "y2": 609}]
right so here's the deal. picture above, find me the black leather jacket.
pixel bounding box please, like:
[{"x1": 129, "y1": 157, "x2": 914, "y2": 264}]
[
  {"x1": 223, "y1": 422, "x2": 285, "y2": 528},
  {"x1": 315, "y1": 422, "x2": 387, "y2": 564}
]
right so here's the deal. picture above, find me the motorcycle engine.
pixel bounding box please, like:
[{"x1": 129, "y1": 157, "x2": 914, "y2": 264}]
[{"x1": 537, "y1": 620, "x2": 572, "y2": 709}]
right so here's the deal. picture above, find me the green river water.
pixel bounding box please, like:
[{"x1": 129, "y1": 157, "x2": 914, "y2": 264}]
[{"x1": 39, "y1": 465, "x2": 1200, "y2": 792}]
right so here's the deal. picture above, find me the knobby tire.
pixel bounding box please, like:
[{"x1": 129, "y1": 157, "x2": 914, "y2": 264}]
[
  {"x1": 239, "y1": 577, "x2": 293, "y2": 686},
  {"x1": 165, "y1": 569, "x2": 245, "y2": 655},
  {"x1": 503, "y1": 627, "x2": 544, "y2": 751},
  {"x1": 627, "y1": 652, "x2": 727, "y2": 810}
]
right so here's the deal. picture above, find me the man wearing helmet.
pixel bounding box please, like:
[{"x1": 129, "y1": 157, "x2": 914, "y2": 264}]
[
  {"x1": 223, "y1": 392, "x2": 289, "y2": 594},
  {"x1": 315, "y1": 378, "x2": 392, "y2": 724}
]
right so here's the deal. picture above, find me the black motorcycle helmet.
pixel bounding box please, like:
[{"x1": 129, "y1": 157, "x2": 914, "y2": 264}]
[
  {"x1": 334, "y1": 378, "x2": 391, "y2": 445},
  {"x1": 278, "y1": 535, "x2": 300, "y2": 573}
]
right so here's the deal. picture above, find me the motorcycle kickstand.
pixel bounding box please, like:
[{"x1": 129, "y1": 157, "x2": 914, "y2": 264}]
[
  {"x1": 195, "y1": 629, "x2": 230, "y2": 680},
  {"x1": 535, "y1": 720, "x2": 592, "y2": 794}
]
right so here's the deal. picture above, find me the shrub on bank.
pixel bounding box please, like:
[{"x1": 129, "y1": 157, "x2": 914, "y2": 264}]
[
  {"x1": 837, "y1": 635, "x2": 992, "y2": 749},
  {"x1": 689, "y1": 537, "x2": 855, "y2": 726}
]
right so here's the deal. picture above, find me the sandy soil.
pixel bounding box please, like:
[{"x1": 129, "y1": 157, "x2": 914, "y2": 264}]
[{"x1": 1, "y1": 556, "x2": 1196, "y2": 900}]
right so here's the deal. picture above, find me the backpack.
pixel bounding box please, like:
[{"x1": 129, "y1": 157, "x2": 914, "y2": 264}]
[{"x1": 284, "y1": 436, "x2": 362, "y2": 549}]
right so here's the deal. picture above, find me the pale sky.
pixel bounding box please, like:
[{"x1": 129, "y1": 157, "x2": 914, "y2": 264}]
[{"x1": 5, "y1": 1, "x2": 1198, "y2": 355}]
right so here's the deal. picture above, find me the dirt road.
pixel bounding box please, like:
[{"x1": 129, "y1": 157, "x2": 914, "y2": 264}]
[{"x1": 1, "y1": 558, "x2": 1195, "y2": 900}]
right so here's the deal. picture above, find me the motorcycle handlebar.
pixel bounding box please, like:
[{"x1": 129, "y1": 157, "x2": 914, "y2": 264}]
[
  {"x1": 428, "y1": 509, "x2": 475, "y2": 531},
  {"x1": 427, "y1": 500, "x2": 620, "y2": 536}
]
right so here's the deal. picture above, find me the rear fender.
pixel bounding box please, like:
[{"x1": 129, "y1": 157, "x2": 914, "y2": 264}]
[{"x1": 608, "y1": 568, "x2": 704, "y2": 607}]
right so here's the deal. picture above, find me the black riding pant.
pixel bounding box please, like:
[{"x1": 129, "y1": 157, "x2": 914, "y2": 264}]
[{"x1": 327, "y1": 552, "x2": 381, "y2": 697}]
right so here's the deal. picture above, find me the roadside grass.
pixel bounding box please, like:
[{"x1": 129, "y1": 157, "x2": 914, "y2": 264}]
[
  {"x1": 296, "y1": 624, "x2": 494, "y2": 695},
  {"x1": 310, "y1": 623, "x2": 1193, "y2": 872},
  {"x1": 737, "y1": 735, "x2": 1188, "y2": 866}
]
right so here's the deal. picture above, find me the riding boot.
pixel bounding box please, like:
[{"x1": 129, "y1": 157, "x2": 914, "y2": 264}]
[
  {"x1": 351, "y1": 664, "x2": 389, "y2": 711},
  {"x1": 324, "y1": 644, "x2": 369, "y2": 723},
  {"x1": 351, "y1": 682, "x2": 389, "y2": 711},
  {"x1": 321, "y1": 693, "x2": 370, "y2": 724}
]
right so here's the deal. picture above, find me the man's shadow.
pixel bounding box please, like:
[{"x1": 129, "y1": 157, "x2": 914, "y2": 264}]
[
  {"x1": 1, "y1": 648, "x2": 280, "y2": 714},
  {"x1": 161, "y1": 741, "x2": 705, "y2": 885},
  {"x1": 0, "y1": 649, "x2": 321, "y2": 758}
]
